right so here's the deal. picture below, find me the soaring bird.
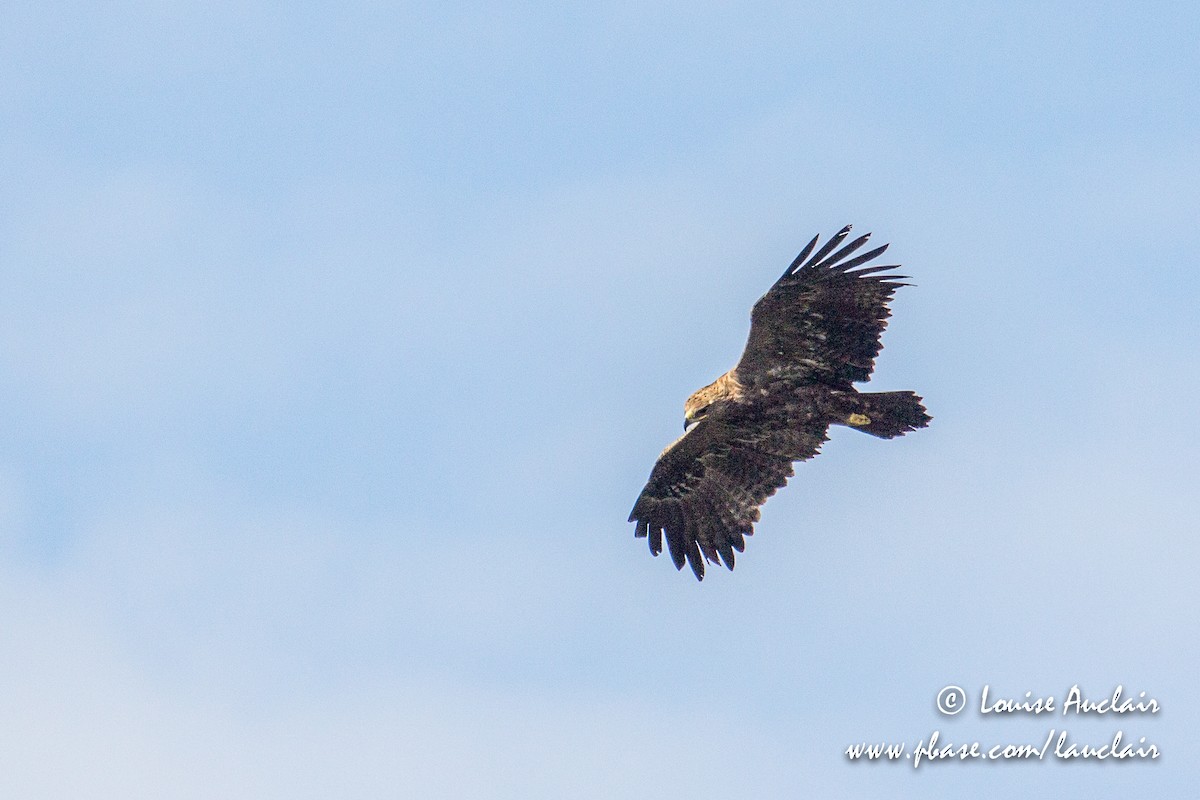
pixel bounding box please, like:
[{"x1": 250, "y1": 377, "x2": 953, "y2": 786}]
[{"x1": 628, "y1": 225, "x2": 929, "y2": 579}]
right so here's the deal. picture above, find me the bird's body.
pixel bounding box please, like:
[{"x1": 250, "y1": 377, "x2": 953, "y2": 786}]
[{"x1": 628, "y1": 225, "x2": 930, "y2": 579}]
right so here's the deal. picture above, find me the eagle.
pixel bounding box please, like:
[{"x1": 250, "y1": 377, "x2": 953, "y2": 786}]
[{"x1": 628, "y1": 225, "x2": 930, "y2": 579}]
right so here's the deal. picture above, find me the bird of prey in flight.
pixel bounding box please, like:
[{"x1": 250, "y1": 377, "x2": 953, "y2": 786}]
[{"x1": 628, "y1": 225, "x2": 930, "y2": 579}]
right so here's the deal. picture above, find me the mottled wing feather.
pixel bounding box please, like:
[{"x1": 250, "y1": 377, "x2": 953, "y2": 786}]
[
  {"x1": 628, "y1": 412, "x2": 828, "y2": 579},
  {"x1": 736, "y1": 225, "x2": 908, "y2": 388}
]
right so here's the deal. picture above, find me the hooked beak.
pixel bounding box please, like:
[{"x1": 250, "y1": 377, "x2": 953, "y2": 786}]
[{"x1": 684, "y1": 416, "x2": 698, "y2": 432}]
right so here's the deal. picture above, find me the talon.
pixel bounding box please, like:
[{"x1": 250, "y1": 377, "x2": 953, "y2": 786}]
[{"x1": 847, "y1": 413, "x2": 871, "y2": 426}]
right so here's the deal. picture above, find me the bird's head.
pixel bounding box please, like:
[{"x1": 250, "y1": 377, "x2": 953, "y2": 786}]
[
  {"x1": 684, "y1": 378, "x2": 722, "y2": 430},
  {"x1": 683, "y1": 371, "x2": 743, "y2": 430},
  {"x1": 683, "y1": 399, "x2": 709, "y2": 431}
]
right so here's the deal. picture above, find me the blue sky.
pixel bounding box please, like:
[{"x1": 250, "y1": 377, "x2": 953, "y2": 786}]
[{"x1": 2, "y1": 2, "x2": 1198, "y2": 797}]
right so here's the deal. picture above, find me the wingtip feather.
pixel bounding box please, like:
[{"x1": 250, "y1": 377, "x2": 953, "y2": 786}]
[
  {"x1": 799, "y1": 225, "x2": 854, "y2": 272},
  {"x1": 784, "y1": 232, "x2": 821, "y2": 276}
]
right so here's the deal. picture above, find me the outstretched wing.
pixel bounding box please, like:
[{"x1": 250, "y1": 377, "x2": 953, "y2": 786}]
[
  {"x1": 736, "y1": 225, "x2": 908, "y2": 389},
  {"x1": 628, "y1": 408, "x2": 829, "y2": 580}
]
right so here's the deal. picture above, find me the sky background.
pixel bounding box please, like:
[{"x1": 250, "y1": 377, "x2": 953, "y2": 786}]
[{"x1": 2, "y1": 1, "x2": 1198, "y2": 798}]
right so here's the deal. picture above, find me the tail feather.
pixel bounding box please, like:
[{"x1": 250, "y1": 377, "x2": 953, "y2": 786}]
[{"x1": 848, "y1": 391, "x2": 930, "y2": 439}]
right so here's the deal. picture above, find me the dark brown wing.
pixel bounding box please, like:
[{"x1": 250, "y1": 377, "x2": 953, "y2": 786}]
[
  {"x1": 628, "y1": 407, "x2": 829, "y2": 579},
  {"x1": 736, "y1": 225, "x2": 908, "y2": 389}
]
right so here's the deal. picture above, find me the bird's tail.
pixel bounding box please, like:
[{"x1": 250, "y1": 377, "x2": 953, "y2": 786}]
[{"x1": 845, "y1": 391, "x2": 931, "y2": 439}]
